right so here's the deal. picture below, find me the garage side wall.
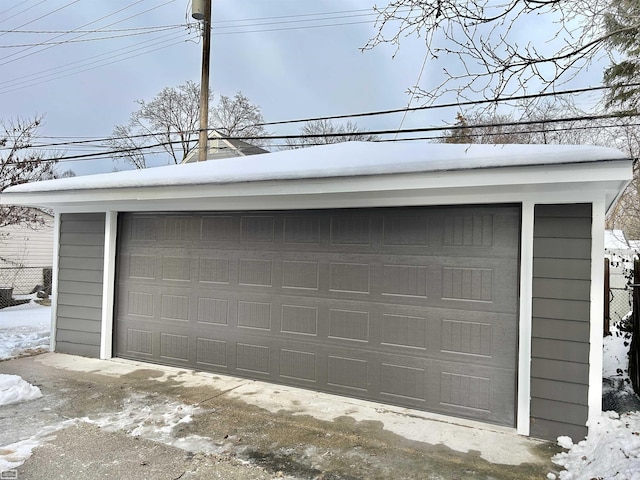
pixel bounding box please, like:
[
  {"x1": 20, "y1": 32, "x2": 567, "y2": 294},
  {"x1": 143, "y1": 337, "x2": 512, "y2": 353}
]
[
  {"x1": 55, "y1": 213, "x2": 105, "y2": 357},
  {"x1": 531, "y1": 204, "x2": 592, "y2": 441}
]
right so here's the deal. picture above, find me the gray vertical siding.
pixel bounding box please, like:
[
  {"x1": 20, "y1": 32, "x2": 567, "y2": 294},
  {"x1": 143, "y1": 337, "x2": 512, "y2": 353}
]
[
  {"x1": 531, "y1": 204, "x2": 592, "y2": 441},
  {"x1": 56, "y1": 213, "x2": 105, "y2": 357}
]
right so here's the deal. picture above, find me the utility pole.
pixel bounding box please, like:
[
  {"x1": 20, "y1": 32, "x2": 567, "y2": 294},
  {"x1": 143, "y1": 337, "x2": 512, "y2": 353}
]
[{"x1": 193, "y1": 0, "x2": 211, "y2": 162}]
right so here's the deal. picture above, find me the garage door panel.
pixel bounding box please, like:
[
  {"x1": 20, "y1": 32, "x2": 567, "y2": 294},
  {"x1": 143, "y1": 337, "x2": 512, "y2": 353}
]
[
  {"x1": 116, "y1": 206, "x2": 519, "y2": 427},
  {"x1": 431, "y1": 312, "x2": 517, "y2": 368},
  {"x1": 195, "y1": 336, "x2": 229, "y2": 369},
  {"x1": 427, "y1": 362, "x2": 516, "y2": 425}
]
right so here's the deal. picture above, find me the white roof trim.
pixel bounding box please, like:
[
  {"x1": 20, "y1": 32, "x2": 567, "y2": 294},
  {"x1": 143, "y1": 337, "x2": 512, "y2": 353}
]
[
  {"x1": 0, "y1": 142, "x2": 632, "y2": 213},
  {"x1": 4, "y1": 141, "x2": 628, "y2": 193}
]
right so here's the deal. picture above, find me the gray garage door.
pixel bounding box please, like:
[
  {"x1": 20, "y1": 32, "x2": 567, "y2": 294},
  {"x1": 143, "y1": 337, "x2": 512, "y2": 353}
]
[{"x1": 115, "y1": 206, "x2": 519, "y2": 426}]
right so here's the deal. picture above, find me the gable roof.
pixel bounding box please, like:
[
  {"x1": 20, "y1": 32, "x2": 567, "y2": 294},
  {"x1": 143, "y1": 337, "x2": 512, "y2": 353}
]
[
  {"x1": 0, "y1": 141, "x2": 632, "y2": 213},
  {"x1": 181, "y1": 129, "x2": 269, "y2": 163}
]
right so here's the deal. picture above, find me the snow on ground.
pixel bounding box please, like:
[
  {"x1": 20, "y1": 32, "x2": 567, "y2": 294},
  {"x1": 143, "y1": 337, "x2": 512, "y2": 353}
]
[
  {"x1": 0, "y1": 392, "x2": 217, "y2": 472},
  {"x1": 604, "y1": 319, "x2": 632, "y2": 378},
  {"x1": 80, "y1": 392, "x2": 219, "y2": 454},
  {"x1": 550, "y1": 319, "x2": 640, "y2": 479},
  {"x1": 0, "y1": 420, "x2": 75, "y2": 472},
  {"x1": 0, "y1": 299, "x2": 50, "y2": 360},
  {"x1": 0, "y1": 374, "x2": 42, "y2": 406},
  {"x1": 552, "y1": 411, "x2": 640, "y2": 480},
  {"x1": 3, "y1": 293, "x2": 640, "y2": 477}
]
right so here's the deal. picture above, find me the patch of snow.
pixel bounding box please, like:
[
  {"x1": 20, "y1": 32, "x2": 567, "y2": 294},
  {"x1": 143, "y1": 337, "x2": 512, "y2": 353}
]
[
  {"x1": 0, "y1": 391, "x2": 219, "y2": 472},
  {"x1": 0, "y1": 374, "x2": 42, "y2": 406},
  {"x1": 556, "y1": 436, "x2": 574, "y2": 450},
  {"x1": 604, "y1": 322, "x2": 632, "y2": 378},
  {"x1": 35, "y1": 354, "x2": 544, "y2": 466},
  {"x1": 80, "y1": 393, "x2": 220, "y2": 454},
  {"x1": 606, "y1": 230, "x2": 631, "y2": 250},
  {"x1": 0, "y1": 420, "x2": 75, "y2": 472},
  {"x1": 553, "y1": 411, "x2": 640, "y2": 480},
  {"x1": 0, "y1": 301, "x2": 50, "y2": 360},
  {"x1": 4, "y1": 142, "x2": 627, "y2": 193}
]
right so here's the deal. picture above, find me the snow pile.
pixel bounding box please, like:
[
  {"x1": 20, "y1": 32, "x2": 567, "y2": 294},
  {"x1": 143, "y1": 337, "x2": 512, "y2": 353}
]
[
  {"x1": 0, "y1": 301, "x2": 50, "y2": 360},
  {"x1": 553, "y1": 411, "x2": 640, "y2": 480},
  {"x1": 0, "y1": 374, "x2": 42, "y2": 406},
  {"x1": 603, "y1": 321, "x2": 632, "y2": 378},
  {"x1": 552, "y1": 317, "x2": 640, "y2": 479}
]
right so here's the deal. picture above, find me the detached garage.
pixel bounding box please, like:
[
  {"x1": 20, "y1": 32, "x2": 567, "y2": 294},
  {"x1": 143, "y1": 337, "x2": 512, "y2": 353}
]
[{"x1": 1, "y1": 141, "x2": 632, "y2": 442}]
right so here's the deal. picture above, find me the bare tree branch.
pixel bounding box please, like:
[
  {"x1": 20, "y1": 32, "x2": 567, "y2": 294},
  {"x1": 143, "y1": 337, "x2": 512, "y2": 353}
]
[
  {"x1": 284, "y1": 120, "x2": 380, "y2": 149},
  {"x1": 0, "y1": 115, "x2": 59, "y2": 228},
  {"x1": 363, "y1": 0, "x2": 633, "y2": 108},
  {"x1": 106, "y1": 83, "x2": 269, "y2": 168}
]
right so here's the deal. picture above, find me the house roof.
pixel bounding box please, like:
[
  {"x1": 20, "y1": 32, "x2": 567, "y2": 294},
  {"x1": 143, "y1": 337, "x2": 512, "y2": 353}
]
[
  {"x1": 0, "y1": 141, "x2": 632, "y2": 213},
  {"x1": 181, "y1": 129, "x2": 269, "y2": 163},
  {"x1": 605, "y1": 229, "x2": 630, "y2": 250}
]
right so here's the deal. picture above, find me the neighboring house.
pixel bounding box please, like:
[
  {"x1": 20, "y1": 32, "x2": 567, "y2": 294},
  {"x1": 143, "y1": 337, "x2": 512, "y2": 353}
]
[
  {"x1": 182, "y1": 129, "x2": 269, "y2": 163},
  {"x1": 0, "y1": 141, "x2": 633, "y2": 443},
  {"x1": 0, "y1": 210, "x2": 54, "y2": 294}
]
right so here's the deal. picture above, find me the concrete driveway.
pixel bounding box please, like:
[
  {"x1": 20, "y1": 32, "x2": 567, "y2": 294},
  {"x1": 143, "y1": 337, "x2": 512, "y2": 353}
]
[{"x1": 0, "y1": 353, "x2": 562, "y2": 479}]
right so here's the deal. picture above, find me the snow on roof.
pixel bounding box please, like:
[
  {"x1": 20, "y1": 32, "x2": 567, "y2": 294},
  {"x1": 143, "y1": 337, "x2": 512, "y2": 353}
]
[
  {"x1": 5, "y1": 141, "x2": 628, "y2": 194},
  {"x1": 628, "y1": 239, "x2": 640, "y2": 252},
  {"x1": 605, "y1": 229, "x2": 631, "y2": 250}
]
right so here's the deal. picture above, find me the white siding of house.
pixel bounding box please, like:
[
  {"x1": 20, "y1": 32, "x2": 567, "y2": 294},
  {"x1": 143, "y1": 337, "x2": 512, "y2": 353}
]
[{"x1": 0, "y1": 213, "x2": 54, "y2": 294}]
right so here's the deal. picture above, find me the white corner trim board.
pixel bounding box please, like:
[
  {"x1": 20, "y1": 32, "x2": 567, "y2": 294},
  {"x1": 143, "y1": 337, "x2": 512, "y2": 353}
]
[
  {"x1": 517, "y1": 202, "x2": 535, "y2": 436},
  {"x1": 100, "y1": 211, "x2": 118, "y2": 360},
  {"x1": 50, "y1": 212, "x2": 61, "y2": 353},
  {"x1": 588, "y1": 199, "x2": 606, "y2": 421}
]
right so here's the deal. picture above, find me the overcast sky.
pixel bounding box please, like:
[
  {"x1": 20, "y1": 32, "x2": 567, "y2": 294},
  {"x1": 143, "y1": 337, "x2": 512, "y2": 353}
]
[{"x1": 1, "y1": 0, "x2": 608, "y2": 175}]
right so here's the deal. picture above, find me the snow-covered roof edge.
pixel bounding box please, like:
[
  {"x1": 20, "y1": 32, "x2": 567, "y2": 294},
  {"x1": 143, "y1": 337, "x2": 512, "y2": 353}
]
[
  {"x1": 4, "y1": 141, "x2": 629, "y2": 194},
  {"x1": 605, "y1": 229, "x2": 630, "y2": 250}
]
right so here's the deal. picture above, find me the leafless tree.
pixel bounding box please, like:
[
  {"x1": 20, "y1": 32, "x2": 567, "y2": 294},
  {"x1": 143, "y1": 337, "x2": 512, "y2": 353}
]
[
  {"x1": 363, "y1": 0, "x2": 628, "y2": 107},
  {"x1": 605, "y1": 120, "x2": 640, "y2": 237},
  {"x1": 440, "y1": 99, "x2": 602, "y2": 145},
  {"x1": 0, "y1": 115, "x2": 58, "y2": 229},
  {"x1": 212, "y1": 92, "x2": 269, "y2": 147},
  {"x1": 284, "y1": 120, "x2": 379, "y2": 149},
  {"x1": 107, "y1": 82, "x2": 268, "y2": 168},
  {"x1": 106, "y1": 81, "x2": 202, "y2": 168}
]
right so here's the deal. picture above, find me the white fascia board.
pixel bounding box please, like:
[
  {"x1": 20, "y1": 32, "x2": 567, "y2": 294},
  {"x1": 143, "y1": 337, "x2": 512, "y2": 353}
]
[
  {"x1": 1, "y1": 161, "x2": 632, "y2": 213},
  {"x1": 1, "y1": 160, "x2": 632, "y2": 212}
]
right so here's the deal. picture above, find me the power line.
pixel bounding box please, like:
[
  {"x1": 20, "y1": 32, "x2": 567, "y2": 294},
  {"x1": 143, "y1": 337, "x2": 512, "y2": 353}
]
[
  {"x1": 0, "y1": 25, "x2": 184, "y2": 48},
  {"x1": 0, "y1": 25, "x2": 187, "y2": 48},
  {"x1": 5, "y1": 110, "x2": 640, "y2": 165},
  {"x1": 210, "y1": 19, "x2": 382, "y2": 36},
  {"x1": 0, "y1": 24, "x2": 188, "y2": 34},
  {"x1": 212, "y1": 8, "x2": 378, "y2": 24},
  {"x1": 0, "y1": 0, "x2": 80, "y2": 40},
  {"x1": 0, "y1": 1, "x2": 48, "y2": 25},
  {"x1": 0, "y1": 0, "x2": 174, "y2": 67},
  {"x1": 0, "y1": 30, "x2": 192, "y2": 94},
  {"x1": 260, "y1": 84, "x2": 634, "y2": 127},
  {"x1": 4, "y1": 83, "x2": 637, "y2": 150},
  {"x1": 0, "y1": 4, "x2": 412, "y2": 94}
]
